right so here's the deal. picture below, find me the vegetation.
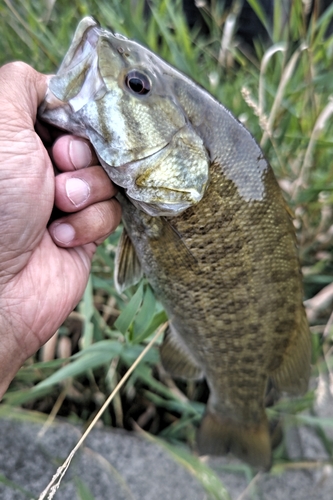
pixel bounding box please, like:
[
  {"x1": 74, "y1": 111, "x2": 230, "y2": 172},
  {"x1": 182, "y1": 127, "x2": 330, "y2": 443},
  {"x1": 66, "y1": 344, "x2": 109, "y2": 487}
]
[{"x1": 1, "y1": 0, "x2": 333, "y2": 498}]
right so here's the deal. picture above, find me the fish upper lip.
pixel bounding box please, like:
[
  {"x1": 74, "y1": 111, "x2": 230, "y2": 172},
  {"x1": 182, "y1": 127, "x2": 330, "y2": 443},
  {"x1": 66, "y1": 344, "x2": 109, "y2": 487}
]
[
  {"x1": 85, "y1": 26, "x2": 100, "y2": 50},
  {"x1": 60, "y1": 24, "x2": 100, "y2": 75}
]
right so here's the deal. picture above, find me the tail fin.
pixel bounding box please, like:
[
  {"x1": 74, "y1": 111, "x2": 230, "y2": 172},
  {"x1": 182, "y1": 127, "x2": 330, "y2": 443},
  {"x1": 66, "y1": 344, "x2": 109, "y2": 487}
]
[{"x1": 197, "y1": 410, "x2": 271, "y2": 470}]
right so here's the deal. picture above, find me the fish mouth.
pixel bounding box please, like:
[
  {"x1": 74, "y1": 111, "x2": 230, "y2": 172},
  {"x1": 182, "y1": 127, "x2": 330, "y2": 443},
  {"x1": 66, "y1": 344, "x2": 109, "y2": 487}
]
[
  {"x1": 46, "y1": 19, "x2": 106, "y2": 113},
  {"x1": 46, "y1": 18, "x2": 131, "y2": 112},
  {"x1": 59, "y1": 17, "x2": 101, "y2": 71}
]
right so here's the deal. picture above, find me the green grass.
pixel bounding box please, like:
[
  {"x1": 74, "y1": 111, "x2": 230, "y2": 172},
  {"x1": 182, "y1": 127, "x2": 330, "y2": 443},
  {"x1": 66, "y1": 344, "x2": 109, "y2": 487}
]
[{"x1": 1, "y1": 0, "x2": 333, "y2": 498}]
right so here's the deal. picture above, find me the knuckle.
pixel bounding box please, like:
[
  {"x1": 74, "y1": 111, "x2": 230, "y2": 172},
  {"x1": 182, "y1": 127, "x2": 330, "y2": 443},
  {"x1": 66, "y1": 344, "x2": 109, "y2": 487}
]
[{"x1": 92, "y1": 198, "x2": 121, "y2": 233}]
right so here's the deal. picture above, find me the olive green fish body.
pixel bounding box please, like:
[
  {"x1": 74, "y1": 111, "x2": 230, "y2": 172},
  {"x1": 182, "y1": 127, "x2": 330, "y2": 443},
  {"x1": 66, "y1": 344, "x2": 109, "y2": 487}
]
[
  {"x1": 119, "y1": 159, "x2": 308, "y2": 468},
  {"x1": 39, "y1": 18, "x2": 311, "y2": 468}
]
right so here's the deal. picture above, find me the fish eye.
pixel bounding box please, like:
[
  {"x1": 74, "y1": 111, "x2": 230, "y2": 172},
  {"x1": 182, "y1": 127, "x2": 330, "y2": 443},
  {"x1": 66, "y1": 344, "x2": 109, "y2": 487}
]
[{"x1": 125, "y1": 70, "x2": 151, "y2": 95}]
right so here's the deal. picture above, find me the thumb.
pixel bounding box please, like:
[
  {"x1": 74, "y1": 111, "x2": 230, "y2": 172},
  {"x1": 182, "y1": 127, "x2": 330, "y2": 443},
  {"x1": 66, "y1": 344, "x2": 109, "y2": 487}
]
[
  {"x1": 0, "y1": 62, "x2": 48, "y2": 129},
  {"x1": 0, "y1": 62, "x2": 54, "y2": 270}
]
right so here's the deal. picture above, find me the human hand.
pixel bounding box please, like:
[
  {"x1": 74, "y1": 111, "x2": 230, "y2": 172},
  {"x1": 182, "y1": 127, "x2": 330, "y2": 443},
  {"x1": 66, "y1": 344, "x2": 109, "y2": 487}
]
[{"x1": 0, "y1": 62, "x2": 121, "y2": 398}]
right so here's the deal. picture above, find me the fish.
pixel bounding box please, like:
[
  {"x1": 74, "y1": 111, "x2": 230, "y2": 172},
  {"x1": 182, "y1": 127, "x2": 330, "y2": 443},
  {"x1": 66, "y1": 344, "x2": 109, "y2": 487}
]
[{"x1": 39, "y1": 17, "x2": 311, "y2": 469}]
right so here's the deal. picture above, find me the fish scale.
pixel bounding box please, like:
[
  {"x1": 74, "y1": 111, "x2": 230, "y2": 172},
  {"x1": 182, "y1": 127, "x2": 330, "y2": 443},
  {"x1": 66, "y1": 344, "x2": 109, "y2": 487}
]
[{"x1": 39, "y1": 17, "x2": 311, "y2": 469}]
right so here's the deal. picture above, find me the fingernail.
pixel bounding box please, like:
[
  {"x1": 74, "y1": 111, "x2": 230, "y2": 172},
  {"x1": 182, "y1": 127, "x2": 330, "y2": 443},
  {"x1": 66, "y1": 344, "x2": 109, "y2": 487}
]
[
  {"x1": 69, "y1": 139, "x2": 92, "y2": 169},
  {"x1": 66, "y1": 177, "x2": 90, "y2": 206},
  {"x1": 53, "y1": 223, "x2": 75, "y2": 244}
]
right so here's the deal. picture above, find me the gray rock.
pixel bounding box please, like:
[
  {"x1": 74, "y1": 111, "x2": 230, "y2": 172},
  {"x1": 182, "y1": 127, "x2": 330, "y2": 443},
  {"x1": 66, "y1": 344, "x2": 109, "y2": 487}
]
[
  {"x1": 0, "y1": 417, "x2": 207, "y2": 500},
  {"x1": 1, "y1": 387, "x2": 333, "y2": 500}
]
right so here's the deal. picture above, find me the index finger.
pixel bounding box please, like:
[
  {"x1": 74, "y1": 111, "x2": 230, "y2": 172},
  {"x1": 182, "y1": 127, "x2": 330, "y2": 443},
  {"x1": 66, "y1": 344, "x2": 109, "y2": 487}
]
[{"x1": 52, "y1": 135, "x2": 99, "y2": 172}]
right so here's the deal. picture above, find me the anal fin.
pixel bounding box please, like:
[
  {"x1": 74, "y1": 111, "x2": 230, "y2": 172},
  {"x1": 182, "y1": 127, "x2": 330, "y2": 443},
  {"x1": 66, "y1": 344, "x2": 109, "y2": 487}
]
[
  {"x1": 160, "y1": 325, "x2": 203, "y2": 380},
  {"x1": 197, "y1": 408, "x2": 271, "y2": 470},
  {"x1": 114, "y1": 228, "x2": 143, "y2": 293}
]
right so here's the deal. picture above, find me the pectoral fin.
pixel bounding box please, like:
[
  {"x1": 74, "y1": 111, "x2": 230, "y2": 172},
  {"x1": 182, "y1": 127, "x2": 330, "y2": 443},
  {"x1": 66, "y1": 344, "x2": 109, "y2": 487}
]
[
  {"x1": 114, "y1": 228, "x2": 143, "y2": 293},
  {"x1": 160, "y1": 325, "x2": 203, "y2": 380}
]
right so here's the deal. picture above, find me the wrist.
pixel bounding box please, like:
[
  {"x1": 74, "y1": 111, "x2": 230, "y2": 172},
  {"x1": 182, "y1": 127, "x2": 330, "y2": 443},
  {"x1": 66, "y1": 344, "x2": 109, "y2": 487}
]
[{"x1": 0, "y1": 309, "x2": 26, "y2": 399}]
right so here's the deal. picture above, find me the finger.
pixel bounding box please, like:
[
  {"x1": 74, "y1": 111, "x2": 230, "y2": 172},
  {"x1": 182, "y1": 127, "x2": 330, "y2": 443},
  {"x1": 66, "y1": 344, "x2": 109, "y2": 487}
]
[
  {"x1": 49, "y1": 198, "x2": 122, "y2": 247},
  {"x1": 54, "y1": 165, "x2": 118, "y2": 212},
  {"x1": 52, "y1": 135, "x2": 99, "y2": 171}
]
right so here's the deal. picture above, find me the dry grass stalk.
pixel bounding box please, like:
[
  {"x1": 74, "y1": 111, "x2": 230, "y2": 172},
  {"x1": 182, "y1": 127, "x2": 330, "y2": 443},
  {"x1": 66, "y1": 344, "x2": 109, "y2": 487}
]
[
  {"x1": 293, "y1": 96, "x2": 333, "y2": 198},
  {"x1": 260, "y1": 43, "x2": 307, "y2": 148},
  {"x1": 37, "y1": 322, "x2": 168, "y2": 500}
]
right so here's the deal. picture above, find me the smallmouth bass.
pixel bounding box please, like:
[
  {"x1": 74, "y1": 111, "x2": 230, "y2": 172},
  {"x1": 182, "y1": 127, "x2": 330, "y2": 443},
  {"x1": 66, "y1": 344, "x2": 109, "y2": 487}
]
[{"x1": 39, "y1": 17, "x2": 311, "y2": 469}]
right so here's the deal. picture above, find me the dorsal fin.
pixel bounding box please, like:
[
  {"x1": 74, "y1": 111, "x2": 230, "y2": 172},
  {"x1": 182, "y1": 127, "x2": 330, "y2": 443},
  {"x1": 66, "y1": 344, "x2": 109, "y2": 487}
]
[{"x1": 269, "y1": 306, "x2": 311, "y2": 395}]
